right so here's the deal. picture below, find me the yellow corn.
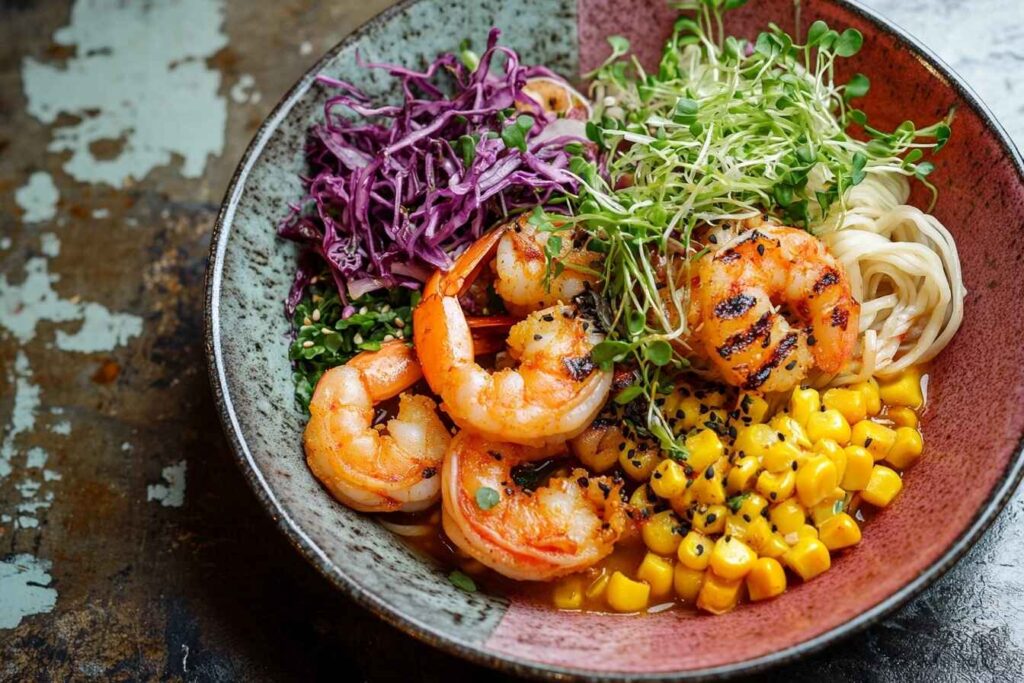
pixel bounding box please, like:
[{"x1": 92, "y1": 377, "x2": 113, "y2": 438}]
[
  {"x1": 725, "y1": 513, "x2": 748, "y2": 540},
  {"x1": 841, "y1": 445, "x2": 874, "y2": 490},
  {"x1": 769, "y1": 414, "x2": 812, "y2": 448},
  {"x1": 696, "y1": 571, "x2": 744, "y2": 615},
  {"x1": 741, "y1": 516, "x2": 774, "y2": 555},
  {"x1": 769, "y1": 499, "x2": 807, "y2": 535},
  {"x1": 726, "y1": 455, "x2": 760, "y2": 494},
  {"x1": 733, "y1": 423, "x2": 778, "y2": 459},
  {"x1": 585, "y1": 572, "x2": 610, "y2": 600},
  {"x1": 861, "y1": 465, "x2": 903, "y2": 507},
  {"x1": 739, "y1": 392, "x2": 770, "y2": 423},
  {"x1": 642, "y1": 510, "x2": 683, "y2": 555},
  {"x1": 878, "y1": 367, "x2": 924, "y2": 408},
  {"x1": 685, "y1": 429, "x2": 725, "y2": 473},
  {"x1": 758, "y1": 533, "x2": 791, "y2": 559},
  {"x1": 607, "y1": 571, "x2": 650, "y2": 612},
  {"x1": 886, "y1": 406, "x2": 919, "y2": 428},
  {"x1": 764, "y1": 440, "x2": 804, "y2": 473},
  {"x1": 710, "y1": 536, "x2": 757, "y2": 580},
  {"x1": 665, "y1": 393, "x2": 702, "y2": 432},
  {"x1": 791, "y1": 523, "x2": 819, "y2": 543},
  {"x1": 650, "y1": 459, "x2": 688, "y2": 499},
  {"x1": 575, "y1": 429, "x2": 620, "y2": 473},
  {"x1": 619, "y1": 442, "x2": 659, "y2": 481},
  {"x1": 789, "y1": 387, "x2": 821, "y2": 428},
  {"x1": 783, "y1": 537, "x2": 831, "y2": 581},
  {"x1": 810, "y1": 496, "x2": 845, "y2": 525},
  {"x1": 822, "y1": 387, "x2": 868, "y2": 425},
  {"x1": 629, "y1": 484, "x2": 658, "y2": 518},
  {"x1": 806, "y1": 408, "x2": 852, "y2": 445},
  {"x1": 637, "y1": 552, "x2": 674, "y2": 599},
  {"x1": 678, "y1": 530, "x2": 713, "y2": 570},
  {"x1": 690, "y1": 465, "x2": 727, "y2": 506},
  {"x1": 673, "y1": 565, "x2": 705, "y2": 602},
  {"x1": 756, "y1": 468, "x2": 796, "y2": 503},
  {"x1": 746, "y1": 557, "x2": 787, "y2": 601},
  {"x1": 737, "y1": 492, "x2": 769, "y2": 520},
  {"x1": 850, "y1": 420, "x2": 897, "y2": 461},
  {"x1": 814, "y1": 438, "x2": 847, "y2": 482},
  {"x1": 817, "y1": 512, "x2": 862, "y2": 550},
  {"x1": 796, "y1": 455, "x2": 839, "y2": 508},
  {"x1": 691, "y1": 504, "x2": 727, "y2": 535},
  {"x1": 886, "y1": 426, "x2": 923, "y2": 469},
  {"x1": 851, "y1": 378, "x2": 882, "y2": 416},
  {"x1": 553, "y1": 576, "x2": 584, "y2": 610}
]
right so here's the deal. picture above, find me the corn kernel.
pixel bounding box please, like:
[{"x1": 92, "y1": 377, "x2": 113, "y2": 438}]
[
  {"x1": 851, "y1": 378, "x2": 882, "y2": 416},
  {"x1": 696, "y1": 571, "x2": 744, "y2": 615},
  {"x1": 886, "y1": 406, "x2": 919, "y2": 429},
  {"x1": 667, "y1": 394, "x2": 703, "y2": 432},
  {"x1": 733, "y1": 423, "x2": 778, "y2": 460},
  {"x1": 789, "y1": 387, "x2": 821, "y2": 428},
  {"x1": 806, "y1": 409, "x2": 852, "y2": 445},
  {"x1": 861, "y1": 465, "x2": 903, "y2": 507},
  {"x1": 726, "y1": 455, "x2": 760, "y2": 494},
  {"x1": 650, "y1": 459, "x2": 688, "y2": 499},
  {"x1": 739, "y1": 392, "x2": 770, "y2": 423},
  {"x1": 710, "y1": 536, "x2": 757, "y2": 580},
  {"x1": 823, "y1": 387, "x2": 868, "y2": 425},
  {"x1": 669, "y1": 487, "x2": 694, "y2": 518},
  {"x1": 629, "y1": 484, "x2": 658, "y2": 517},
  {"x1": 758, "y1": 533, "x2": 791, "y2": 559},
  {"x1": 851, "y1": 420, "x2": 897, "y2": 461},
  {"x1": 769, "y1": 414, "x2": 812, "y2": 448},
  {"x1": 878, "y1": 367, "x2": 924, "y2": 408},
  {"x1": 783, "y1": 537, "x2": 831, "y2": 581},
  {"x1": 794, "y1": 523, "x2": 819, "y2": 541},
  {"x1": 796, "y1": 455, "x2": 839, "y2": 508},
  {"x1": 886, "y1": 427, "x2": 923, "y2": 469},
  {"x1": 574, "y1": 426, "x2": 621, "y2": 473},
  {"x1": 637, "y1": 552, "x2": 674, "y2": 599},
  {"x1": 642, "y1": 510, "x2": 683, "y2": 555},
  {"x1": 764, "y1": 440, "x2": 804, "y2": 473},
  {"x1": 737, "y1": 492, "x2": 769, "y2": 520},
  {"x1": 756, "y1": 468, "x2": 796, "y2": 503},
  {"x1": 553, "y1": 576, "x2": 583, "y2": 609},
  {"x1": 585, "y1": 572, "x2": 609, "y2": 600},
  {"x1": 817, "y1": 512, "x2": 862, "y2": 550},
  {"x1": 769, "y1": 499, "x2": 807, "y2": 535},
  {"x1": 673, "y1": 565, "x2": 705, "y2": 602},
  {"x1": 725, "y1": 512, "x2": 748, "y2": 540},
  {"x1": 741, "y1": 516, "x2": 773, "y2": 555},
  {"x1": 746, "y1": 557, "x2": 787, "y2": 601},
  {"x1": 607, "y1": 571, "x2": 650, "y2": 612},
  {"x1": 841, "y1": 445, "x2": 874, "y2": 490},
  {"x1": 677, "y1": 530, "x2": 713, "y2": 570},
  {"x1": 814, "y1": 438, "x2": 847, "y2": 483},
  {"x1": 690, "y1": 466, "x2": 727, "y2": 506},
  {"x1": 691, "y1": 504, "x2": 727, "y2": 535},
  {"x1": 685, "y1": 429, "x2": 725, "y2": 472},
  {"x1": 810, "y1": 496, "x2": 846, "y2": 525},
  {"x1": 619, "y1": 442, "x2": 659, "y2": 481}
]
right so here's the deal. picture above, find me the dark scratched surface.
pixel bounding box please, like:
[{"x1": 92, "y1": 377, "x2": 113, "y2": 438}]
[{"x1": 1, "y1": 1, "x2": 1022, "y2": 681}]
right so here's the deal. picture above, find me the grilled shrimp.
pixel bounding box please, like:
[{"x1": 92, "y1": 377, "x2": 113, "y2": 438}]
[
  {"x1": 414, "y1": 225, "x2": 612, "y2": 447},
  {"x1": 442, "y1": 432, "x2": 629, "y2": 581},
  {"x1": 690, "y1": 226, "x2": 860, "y2": 392},
  {"x1": 304, "y1": 342, "x2": 451, "y2": 513},
  {"x1": 493, "y1": 214, "x2": 598, "y2": 315}
]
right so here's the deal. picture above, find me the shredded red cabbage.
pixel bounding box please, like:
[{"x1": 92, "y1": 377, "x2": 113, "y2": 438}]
[{"x1": 279, "y1": 28, "x2": 591, "y2": 315}]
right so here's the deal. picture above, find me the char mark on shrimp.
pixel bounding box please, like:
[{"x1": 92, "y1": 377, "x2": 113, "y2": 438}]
[
  {"x1": 831, "y1": 306, "x2": 850, "y2": 330},
  {"x1": 813, "y1": 269, "x2": 840, "y2": 295},
  {"x1": 743, "y1": 331, "x2": 800, "y2": 390},
  {"x1": 563, "y1": 355, "x2": 596, "y2": 381},
  {"x1": 714, "y1": 293, "x2": 757, "y2": 320},
  {"x1": 716, "y1": 311, "x2": 773, "y2": 360}
]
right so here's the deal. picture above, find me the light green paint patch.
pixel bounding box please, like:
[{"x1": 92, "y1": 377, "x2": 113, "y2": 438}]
[
  {"x1": 14, "y1": 172, "x2": 59, "y2": 223},
  {"x1": 39, "y1": 233, "x2": 60, "y2": 258},
  {"x1": 0, "y1": 257, "x2": 143, "y2": 352},
  {"x1": 17, "y1": 517, "x2": 39, "y2": 529},
  {"x1": 147, "y1": 460, "x2": 187, "y2": 508},
  {"x1": 21, "y1": 0, "x2": 228, "y2": 186},
  {"x1": 0, "y1": 353, "x2": 40, "y2": 479},
  {"x1": 25, "y1": 448, "x2": 48, "y2": 469},
  {"x1": 50, "y1": 421, "x2": 71, "y2": 436},
  {"x1": 0, "y1": 555, "x2": 57, "y2": 630}
]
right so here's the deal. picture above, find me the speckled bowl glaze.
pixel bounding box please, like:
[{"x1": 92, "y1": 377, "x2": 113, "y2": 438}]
[{"x1": 205, "y1": 0, "x2": 1024, "y2": 678}]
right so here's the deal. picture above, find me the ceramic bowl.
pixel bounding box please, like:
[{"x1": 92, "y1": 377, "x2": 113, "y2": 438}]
[{"x1": 205, "y1": 0, "x2": 1024, "y2": 677}]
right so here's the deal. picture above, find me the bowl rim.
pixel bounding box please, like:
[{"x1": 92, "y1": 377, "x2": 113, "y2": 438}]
[{"x1": 204, "y1": 0, "x2": 1024, "y2": 679}]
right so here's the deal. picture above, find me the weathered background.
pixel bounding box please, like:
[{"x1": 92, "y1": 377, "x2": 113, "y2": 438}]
[{"x1": 1, "y1": 0, "x2": 1023, "y2": 680}]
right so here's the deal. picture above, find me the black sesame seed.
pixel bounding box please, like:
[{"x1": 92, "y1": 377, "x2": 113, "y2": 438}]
[
  {"x1": 706, "y1": 513, "x2": 717, "y2": 524},
  {"x1": 791, "y1": 461, "x2": 798, "y2": 471},
  {"x1": 533, "y1": 334, "x2": 542, "y2": 341},
  {"x1": 542, "y1": 314, "x2": 554, "y2": 322},
  {"x1": 743, "y1": 514, "x2": 751, "y2": 522},
  {"x1": 705, "y1": 466, "x2": 715, "y2": 479},
  {"x1": 422, "y1": 467, "x2": 437, "y2": 479},
  {"x1": 770, "y1": 492, "x2": 778, "y2": 500},
  {"x1": 577, "y1": 476, "x2": 590, "y2": 488},
  {"x1": 777, "y1": 432, "x2": 786, "y2": 441},
  {"x1": 865, "y1": 437, "x2": 874, "y2": 447},
  {"x1": 695, "y1": 544, "x2": 705, "y2": 555}
]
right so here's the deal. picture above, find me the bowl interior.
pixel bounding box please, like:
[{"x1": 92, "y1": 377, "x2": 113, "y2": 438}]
[{"x1": 207, "y1": 0, "x2": 1024, "y2": 677}]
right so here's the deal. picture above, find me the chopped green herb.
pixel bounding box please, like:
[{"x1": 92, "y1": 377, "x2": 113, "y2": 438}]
[
  {"x1": 448, "y1": 570, "x2": 477, "y2": 592},
  {"x1": 475, "y1": 486, "x2": 500, "y2": 510}
]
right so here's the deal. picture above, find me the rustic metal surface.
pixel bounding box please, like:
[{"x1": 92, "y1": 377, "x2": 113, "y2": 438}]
[{"x1": 1, "y1": 1, "x2": 1022, "y2": 681}]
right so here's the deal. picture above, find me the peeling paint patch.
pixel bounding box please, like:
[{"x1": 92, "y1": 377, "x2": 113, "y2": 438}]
[
  {"x1": 50, "y1": 421, "x2": 71, "y2": 436},
  {"x1": 21, "y1": 0, "x2": 228, "y2": 186},
  {"x1": 147, "y1": 460, "x2": 187, "y2": 508},
  {"x1": 0, "y1": 554, "x2": 57, "y2": 630},
  {"x1": 0, "y1": 257, "x2": 143, "y2": 351},
  {"x1": 230, "y1": 74, "x2": 260, "y2": 104},
  {"x1": 25, "y1": 448, "x2": 48, "y2": 469},
  {"x1": 0, "y1": 237, "x2": 11, "y2": 250},
  {"x1": 14, "y1": 172, "x2": 59, "y2": 223},
  {"x1": 0, "y1": 353, "x2": 40, "y2": 479},
  {"x1": 39, "y1": 233, "x2": 61, "y2": 258}
]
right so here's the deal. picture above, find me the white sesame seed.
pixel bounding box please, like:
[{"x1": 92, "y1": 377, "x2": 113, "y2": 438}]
[
  {"x1": 380, "y1": 305, "x2": 391, "y2": 314},
  {"x1": 302, "y1": 340, "x2": 314, "y2": 348},
  {"x1": 359, "y1": 306, "x2": 368, "y2": 314},
  {"x1": 603, "y1": 95, "x2": 616, "y2": 107},
  {"x1": 393, "y1": 317, "x2": 405, "y2": 328},
  {"x1": 312, "y1": 308, "x2": 321, "y2": 322},
  {"x1": 395, "y1": 330, "x2": 404, "y2": 339},
  {"x1": 383, "y1": 334, "x2": 395, "y2": 342},
  {"x1": 303, "y1": 317, "x2": 312, "y2": 326},
  {"x1": 353, "y1": 333, "x2": 363, "y2": 344}
]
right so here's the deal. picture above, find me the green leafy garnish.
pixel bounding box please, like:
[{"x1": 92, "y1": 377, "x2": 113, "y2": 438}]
[
  {"x1": 448, "y1": 570, "x2": 477, "y2": 592},
  {"x1": 475, "y1": 487, "x2": 500, "y2": 510}
]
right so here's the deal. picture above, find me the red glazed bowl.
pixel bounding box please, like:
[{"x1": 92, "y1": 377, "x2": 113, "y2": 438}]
[{"x1": 206, "y1": 0, "x2": 1024, "y2": 678}]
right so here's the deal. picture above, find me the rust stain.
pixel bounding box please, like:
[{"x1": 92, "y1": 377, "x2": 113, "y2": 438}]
[
  {"x1": 206, "y1": 46, "x2": 240, "y2": 74},
  {"x1": 88, "y1": 136, "x2": 127, "y2": 162},
  {"x1": 92, "y1": 359, "x2": 122, "y2": 384}
]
